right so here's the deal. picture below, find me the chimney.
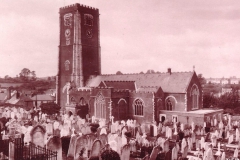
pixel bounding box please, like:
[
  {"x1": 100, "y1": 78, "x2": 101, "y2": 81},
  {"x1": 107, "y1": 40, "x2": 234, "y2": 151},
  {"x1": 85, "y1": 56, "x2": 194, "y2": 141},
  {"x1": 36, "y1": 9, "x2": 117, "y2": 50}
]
[
  {"x1": 168, "y1": 68, "x2": 171, "y2": 75},
  {"x1": 6, "y1": 87, "x2": 11, "y2": 100}
]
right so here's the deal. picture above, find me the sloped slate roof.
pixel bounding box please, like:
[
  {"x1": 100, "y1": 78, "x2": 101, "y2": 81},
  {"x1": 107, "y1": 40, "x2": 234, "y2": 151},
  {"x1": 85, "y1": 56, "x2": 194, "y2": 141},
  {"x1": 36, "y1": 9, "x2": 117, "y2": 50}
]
[
  {"x1": 31, "y1": 94, "x2": 55, "y2": 101},
  {"x1": 136, "y1": 86, "x2": 160, "y2": 93},
  {"x1": 86, "y1": 72, "x2": 194, "y2": 93},
  {"x1": 99, "y1": 81, "x2": 136, "y2": 90}
]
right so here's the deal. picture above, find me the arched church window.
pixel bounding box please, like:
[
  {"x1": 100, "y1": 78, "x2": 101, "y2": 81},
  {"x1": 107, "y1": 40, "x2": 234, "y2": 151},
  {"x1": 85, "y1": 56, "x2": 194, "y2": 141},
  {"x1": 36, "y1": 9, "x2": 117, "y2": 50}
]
[
  {"x1": 95, "y1": 93, "x2": 106, "y2": 119},
  {"x1": 134, "y1": 99, "x2": 144, "y2": 116},
  {"x1": 84, "y1": 14, "x2": 93, "y2": 26},
  {"x1": 191, "y1": 85, "x2": 199, "y2": 109},
  {"x1": 65, "y1": 60, "x2": 70, "y2": 71}
]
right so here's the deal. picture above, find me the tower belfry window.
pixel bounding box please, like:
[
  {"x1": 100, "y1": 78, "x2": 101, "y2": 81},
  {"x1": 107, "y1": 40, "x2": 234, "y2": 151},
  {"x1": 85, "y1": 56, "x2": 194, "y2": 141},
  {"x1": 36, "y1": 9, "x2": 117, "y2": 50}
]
[
  {"x1": 65, "y1": 60, "x2": 70, "y2": 71},
  {"x1": 84, "y1": 14, "x2": 93, "y2": 26}
]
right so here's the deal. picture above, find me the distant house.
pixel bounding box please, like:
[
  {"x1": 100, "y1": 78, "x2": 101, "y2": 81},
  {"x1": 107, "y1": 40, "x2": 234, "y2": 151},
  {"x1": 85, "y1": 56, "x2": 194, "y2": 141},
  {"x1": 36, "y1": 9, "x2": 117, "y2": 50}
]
[
  {"x1": 31, "y1": 94, "x2": 56, "y2": 107},
  {"x1": 21, "y1": 89, "x2": 34, "y2": 97},
  {"x1": 206, "y1": 78, "x2": 221, "y2": 84},
  {"x1": 221, "y1": 78, "x2": 229, "y2": 85},
  {"x1": 230, "y1": 77, "x2": 239, "y2": 84},
  {"x1": 44, "y1": 89, "x2": 56, "y2": 97},
  {"x1": 6, "y1": 91, "x2": 34, "y2": 110},
  {"x1": 222, "y1": 87, "x2": 232, "y2": 95},
  {"x1": 0, "y1": 87, "x2": 11, "y2": 103}
]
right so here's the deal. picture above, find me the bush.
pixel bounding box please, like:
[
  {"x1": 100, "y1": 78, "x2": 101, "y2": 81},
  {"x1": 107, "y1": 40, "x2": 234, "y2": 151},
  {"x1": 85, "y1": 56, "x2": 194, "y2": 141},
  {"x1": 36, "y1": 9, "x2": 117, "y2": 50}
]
[{"x1": 39, "y1": 102, "x2": 61, "y2": 115}]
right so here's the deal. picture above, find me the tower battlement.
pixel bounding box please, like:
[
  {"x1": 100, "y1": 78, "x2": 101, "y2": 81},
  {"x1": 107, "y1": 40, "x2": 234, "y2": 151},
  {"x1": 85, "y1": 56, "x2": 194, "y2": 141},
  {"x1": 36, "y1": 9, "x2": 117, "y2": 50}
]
[{"x1": 59, "y1": 3, "x2": 98, "y2": 13}]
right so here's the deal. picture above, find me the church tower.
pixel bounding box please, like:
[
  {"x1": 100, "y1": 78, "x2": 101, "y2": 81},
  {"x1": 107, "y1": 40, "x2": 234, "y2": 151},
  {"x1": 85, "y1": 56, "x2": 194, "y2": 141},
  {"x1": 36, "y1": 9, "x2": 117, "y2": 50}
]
[{"x1": 56, "y1": 4, "x2": 101, "y2": 108}]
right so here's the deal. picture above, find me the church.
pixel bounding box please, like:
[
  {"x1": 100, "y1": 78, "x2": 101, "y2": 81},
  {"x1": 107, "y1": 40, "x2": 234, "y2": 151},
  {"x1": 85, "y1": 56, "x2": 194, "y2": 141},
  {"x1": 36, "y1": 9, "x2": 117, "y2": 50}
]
[{"x1": 56, "y1": 3, "x2": 223, "y2": 126}]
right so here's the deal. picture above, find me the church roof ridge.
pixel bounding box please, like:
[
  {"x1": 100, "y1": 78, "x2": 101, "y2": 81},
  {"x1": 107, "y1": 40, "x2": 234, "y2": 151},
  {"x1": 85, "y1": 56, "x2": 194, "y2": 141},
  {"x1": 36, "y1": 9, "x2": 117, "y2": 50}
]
[
  {"x1": 104, "y1": 80, "x2": 135, "y2": 82},
  {"x1": 113, "y1": 89, "x2": 129, "y2": 92}
]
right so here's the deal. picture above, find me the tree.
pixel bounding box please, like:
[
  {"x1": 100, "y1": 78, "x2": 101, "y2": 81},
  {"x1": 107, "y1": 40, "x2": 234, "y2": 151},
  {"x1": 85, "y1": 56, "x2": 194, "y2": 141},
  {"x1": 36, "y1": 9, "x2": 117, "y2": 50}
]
[
  {"x1": 39, "y1": 102, "x2": 61, "y2": 115},
  {"x1": 203, "y1": 94, "x2": 217, "y2": 108},
  {"x1": 4, "y1": 75, "x2": 9, "y2": 79},
  {"x1": 19, "y1": 68, "x2": 37, "y2": 81},
  {"x1": 198, "y1": 74, "x2": 206, "y2": 85},
  {"x1": 146, "y1": 70, "x2": 155, "y2": 74},
  {"x1": 116, "y1": 71, "x2": 123, "y2": 75}
]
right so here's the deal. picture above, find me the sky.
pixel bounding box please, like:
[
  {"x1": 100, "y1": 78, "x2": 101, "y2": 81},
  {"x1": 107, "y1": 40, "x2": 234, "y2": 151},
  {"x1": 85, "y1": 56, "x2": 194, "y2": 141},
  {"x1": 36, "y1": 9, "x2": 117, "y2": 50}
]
[{"x1": 1, "y1": 0, "x2": 240, "y2": 78}]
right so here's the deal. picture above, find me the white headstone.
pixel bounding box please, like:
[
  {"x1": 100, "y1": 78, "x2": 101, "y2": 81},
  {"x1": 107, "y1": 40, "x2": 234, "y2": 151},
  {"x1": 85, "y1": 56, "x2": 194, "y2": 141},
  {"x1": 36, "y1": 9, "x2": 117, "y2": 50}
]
[
  {"x1": 233, "y1": 147, "x2": 239, "y2": 158},
  {"x1": 181, "y1": 138, "x2": 187, "y2": 153},
  {"x1": 236, "y1": 128, "x2": 239, "y2": 142},
  {"x1": 228, "y1": 134, "x2": 233, "y2": 144},
  {"x1": 180, "y1": 123, "x2": 184, "y2": 131}
]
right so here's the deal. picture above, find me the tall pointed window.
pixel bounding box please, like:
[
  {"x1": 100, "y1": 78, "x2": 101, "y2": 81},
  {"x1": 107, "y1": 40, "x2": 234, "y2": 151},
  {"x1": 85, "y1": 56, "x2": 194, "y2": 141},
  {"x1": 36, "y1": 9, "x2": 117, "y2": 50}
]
[
  {"x1": 65, "y1": 60, "x2": 70, "y2": 71},
  {"x1": 95, "y1": 93, "x2": 106, "y2": 119},
  {"x1": 191, "y1": 85, "x2": 199, "y2": 109},
  {"x1": 134, "y1": 99, "x2": 144, "y2": 116},
  {"x1": 166, "y1": 98, "x2": 173, "y2": 110}
]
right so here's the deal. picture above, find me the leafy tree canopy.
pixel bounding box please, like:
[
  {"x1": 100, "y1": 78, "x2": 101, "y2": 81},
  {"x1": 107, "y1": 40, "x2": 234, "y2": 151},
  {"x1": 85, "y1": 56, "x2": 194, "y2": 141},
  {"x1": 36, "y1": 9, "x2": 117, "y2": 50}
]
[{"x1": 39, "y1": 102, "x2": 61, "y2": 115}]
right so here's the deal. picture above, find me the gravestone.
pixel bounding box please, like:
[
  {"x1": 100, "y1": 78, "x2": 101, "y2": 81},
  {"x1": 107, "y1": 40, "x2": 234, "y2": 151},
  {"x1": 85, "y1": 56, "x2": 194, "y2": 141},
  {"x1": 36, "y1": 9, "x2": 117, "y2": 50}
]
[
  {"x1": 195, "y1": 139, "x2": 200, "y2": 150},
  {"x1": 129, "y1": 139, "x2": 136, "y2": 152},
  {"x1": 180, "y1": 123, "x2": 184, "y2": 131},
  {"x1": 221, "y1": 152, "x2": 226, "y2": 160},
  {"x1": 192, "y1": 132, "x2": 196, "y2": 143},
  {"x1": 149, "y1": 145, "x2": 160, "y2": 160},
  {"x1": 205, "y1": 132, "x2": 210, "y2": 142},
  {"x1": 99, "y1": 133, "x2": 108, "y2": 146},
  {"x1": 233, "y1": 147, "x2": 238, "y2": 158},
  {"x1": 74, "y1": 135, "x2": 89, "y2": 160},
  {"x1": 108, "y1": 140, "x2": 118, "y2": 152},
  {"x1": 171, "y1": 146, "x2": 178, "y2": 160},
  {"x1": 67, "y1": 135, "x2": 78, "y2": 158},
  {"x1": 228, "y1": 134, "x2": 233, "y2": 144},
  {"x1": 181, "y1": 138, "x2": 187, "y2": 153},
  {"x1": 211, "y1": 135, "x2": 217, "y2": 147},
  {"x1": 187, "y1": 137, "x2": 192, "y2": 151},
  {"x1": 161, "y1": 125, "x2": 166, "y2": 134},
  {"x1": 226, "y1": 131, "x2": 230, "y2": 139},
  {"x1": 100, "y1": 127, "x2": 107, "y2": 135},
  {"x1": 120, "y1": 144, "x2": 130, "y2": 160},
  {"x1": 30, "y1": 125, "x2": 46, "y2": 148},
  {"x1": 182, "y1": 145, "x2": 188, "y2": 158},
  {"x1": 204, "y1": 145, "x2": 214, "y2": 160},
  {"x1": 168, "y1": 127, "x2": 172, "y2": 139},
  {"x1": 90, "y1": 139, "x2": 102, "y2": 158},
  {"x1": 122, "y1": 135, "x2": 127, "y2": 147},
  {"x1": 219, "y1": 121, "x2": 224, "y2": 129},
  {"x1": 236, "y1": 128, "x2": 239, "y2": 142},
  {"x1": 163, "y1": 139, "x2": 169, "y2": 153},
  {"x1": 46, "y1": 123, "x2": 53, "y2": 135},
  {"x1": 165, "y1": 126, "x2": 169, "y2": 137},
  {"x1": 46, "y1": 136, "x2": 62, "y2": 160},
  {"x1": 200, "y1": 137, "x2": 205, "y2": 149}
]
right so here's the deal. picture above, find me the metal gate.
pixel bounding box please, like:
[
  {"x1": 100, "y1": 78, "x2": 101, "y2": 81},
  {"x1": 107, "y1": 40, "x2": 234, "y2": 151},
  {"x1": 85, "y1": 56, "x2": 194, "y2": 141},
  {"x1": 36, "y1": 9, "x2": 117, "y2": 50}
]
[{"x1": 1, "y1": 134, "x2": 57, "y2": 160}]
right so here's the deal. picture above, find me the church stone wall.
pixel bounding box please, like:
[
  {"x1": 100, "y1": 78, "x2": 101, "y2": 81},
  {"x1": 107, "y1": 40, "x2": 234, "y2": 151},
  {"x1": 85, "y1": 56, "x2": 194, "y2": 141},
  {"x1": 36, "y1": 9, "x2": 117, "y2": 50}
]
[{"x1": 129, "y1": 92, "x2": 154, "y2": 124}]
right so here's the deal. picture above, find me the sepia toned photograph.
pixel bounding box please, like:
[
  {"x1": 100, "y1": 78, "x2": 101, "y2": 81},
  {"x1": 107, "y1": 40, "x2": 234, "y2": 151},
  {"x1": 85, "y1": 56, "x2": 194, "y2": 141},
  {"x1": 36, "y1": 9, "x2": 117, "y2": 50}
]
[{"x1": 0, "y1": 0, "x2": 240, "y2": 159}]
